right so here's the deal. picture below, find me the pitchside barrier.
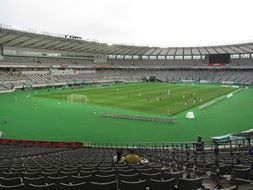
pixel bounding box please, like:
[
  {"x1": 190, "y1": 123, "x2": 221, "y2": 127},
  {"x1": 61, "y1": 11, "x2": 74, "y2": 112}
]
[
  {"x1": 199, "y1": 88, "x2": 242, "y2": 110},
  {"x1": 85, "y1": 136, "x2": 252, "y2": 150},
  {"x1": 100, "y1": 112, "x2": 176, "y2": 123}
]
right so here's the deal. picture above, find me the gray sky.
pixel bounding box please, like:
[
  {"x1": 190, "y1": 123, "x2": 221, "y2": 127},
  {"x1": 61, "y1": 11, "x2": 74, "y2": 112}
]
[{"x1": 0, "y1": 0, "x2": 253, "y2": 47}]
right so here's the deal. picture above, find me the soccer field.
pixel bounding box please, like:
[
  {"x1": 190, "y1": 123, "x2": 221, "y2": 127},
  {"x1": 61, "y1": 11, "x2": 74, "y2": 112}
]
[
  {"x1": 0, "y1": 83, "x2": 252, "y2": 144},
  {"x1": 39, "y1": 83, "x2": 235, "y2": 116}
]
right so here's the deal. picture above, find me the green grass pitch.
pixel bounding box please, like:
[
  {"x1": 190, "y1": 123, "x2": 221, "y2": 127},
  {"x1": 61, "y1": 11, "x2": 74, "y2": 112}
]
[
  {"x1": 0, "y1": 83, "x2": 252, "y2": 144},
  {"x1": 39, "y1": 83, "x2": 234, "y2": 116}
]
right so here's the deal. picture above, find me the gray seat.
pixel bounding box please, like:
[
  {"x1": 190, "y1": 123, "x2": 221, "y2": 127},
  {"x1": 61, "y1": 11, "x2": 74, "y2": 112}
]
[
  {"x1": 93, "y1": 174, "x2": 116, "y2": 183},
  {"x1": 149, "y1": 178, "x2": 175, "y2": 190},
  {"x1": 231, "y1": 168, "x2": 251, "y2": 185},
  {"x1": 23, "y1": 177, "x2": 46, "y2": 187},
  {"x1": 178, "y1": 178, "x2": 202, "y2": 190},
  {"x1": 21, "y1": 172, "x2": 40, "y2": 178},
  {"x1": 140, "y1": 172, "x2": 162, "y2": 181},
  {"x1": 118, "y1": 173, "x2": 140, "y2": 182},
  {"x1": 120, "y1": 180, "x2": 146, "y2": 190},
  {"x1": 70, "y1": 175, "x2": 94, "y2": 184},
  {"x1": 27, "y1": 183, "x2": 57, "y2": 190},
  {"x1": 58, "y1": 182, "x2": 88, "y2": 190},
  {"x1": 0, "y1": 177, "x2": 22, "y2": 186},
  {"x1": 46, "y1": 176, "x2": 69, "y2": 187},
  {"x1": 2, "y1": 172, "x2": 20, "y2": 178},
  {"x1": 211, "y1": 186, "x2": 238, "y2": 190},
  {"x1": 0, "y1": 184, "x2": 26, "y2": 190},
  {"x1": 163, "y1": 171, "x2": 183, "y2": 185},
  {"x1": 89, "y1": 180, "x2": 117, "y2": 190}
]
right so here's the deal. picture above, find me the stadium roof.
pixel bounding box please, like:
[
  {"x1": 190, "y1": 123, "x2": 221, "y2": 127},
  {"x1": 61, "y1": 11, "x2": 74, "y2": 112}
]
[{"x1": 1, "y1": 27, "x2": 253, "y2": 56}]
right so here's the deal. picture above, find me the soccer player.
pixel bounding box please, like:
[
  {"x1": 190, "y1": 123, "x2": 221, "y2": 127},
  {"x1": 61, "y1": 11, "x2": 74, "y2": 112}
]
[{"x1": 3, "y1": 116, "x2": 7, "y2": 126}]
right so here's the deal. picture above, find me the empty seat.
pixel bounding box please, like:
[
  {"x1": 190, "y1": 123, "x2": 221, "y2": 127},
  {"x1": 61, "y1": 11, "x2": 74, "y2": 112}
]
[
  {"x1": 97, "y1": 169, "x2": 115, "y2": 176},
  {"x1": 93, "y1": 174, "x2": 116, "y2": 183},
  {"x1": 137, "y1": 168, "x2": 154, "y2": 174},
  {"x1": 231, "y1": 168, "x2": 251, "y2": 185},
  {"x1": 118, "y1": 173, "x2": 140, "y2": 182},
  {"x1": 26, "y1": 169, "x2": 41, "y2": 173},
  {"x1": 163, "y1": 171, "x2": 183, "y2": 185},
  {"x1": 0, "y1": 183, "x2": 26, "y2": 190},
  {"x1": 70, "y1": 175, "x2": 94, "y2": 184},
  {"x1": 27, "y1": 183, "x2": 57, "y2": 190},
  {"x1": 23, "y1": 177, "x2": 45, "y2": 186},
  {"x1": 2, "y1": 172, "x2": 20, "y2": 178},
  {"x1": 46, "y1": 176, "x2": 69, "y2": 186},
  {"x1": 120, "y1": 180, "x2": 146, "y2": 190},
  {"x1": 89, "y1": 180, "x2": 117, "y2": 190},
  {"x1": 117, "y1": 169, "x2": 137, "y2": 175},
  {"x1": 10, "y1": 168, "x2": 25, "y2": 174},
  {"x1": 21, "y1": 172, "x2": 40, "y2": 178},
  {"x1": 178, "y1": 178, "x2": 202, "y2": 190},
  {"x1": 80, "y1": 170, "x2": 96, "y2": 176},
  {"x1": 199, "y1": 186, "x2": 238, "y2": 190},
  {"x1": 60, "y1": 171, "x2": 78, "y2": 177},
  {"x1": 0, "y1": 177, "x2": 22, "y2": 186},
  {"x1": 149, "y1": 178, "x2": 175, "y2": 190},
  {"x1": 58, "y1": 182, "x2": 88, "y2": 190},
  {"x1": 140, "y1": 172, "x2": 162, "y2": 181},
  {"x1": 41, "y1": 171, "x2": 59, "y2": 178}
]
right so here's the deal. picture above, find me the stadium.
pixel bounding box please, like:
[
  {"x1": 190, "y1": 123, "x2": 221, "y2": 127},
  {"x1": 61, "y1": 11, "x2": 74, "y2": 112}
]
[{"x1": 0, "y1": 0, "x2": 253, "y2": 189}]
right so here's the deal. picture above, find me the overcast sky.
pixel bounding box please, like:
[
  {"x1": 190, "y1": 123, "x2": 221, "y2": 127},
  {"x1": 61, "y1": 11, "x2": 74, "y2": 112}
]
[{"x1": 0, "y1": 0, "x2": 253, "y2": 47}]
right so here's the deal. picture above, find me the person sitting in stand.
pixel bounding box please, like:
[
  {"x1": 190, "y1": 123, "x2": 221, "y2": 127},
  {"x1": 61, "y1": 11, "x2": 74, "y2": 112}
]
[
  {"x1": 196, "y1": 135, "x2": 204, "y2": 152},
  {"x1": 113, "y1": 149, "x2": 125, "y2": 164},
  {"x1": 125, "y1": 149, "x2": 140, "y2": 164}
]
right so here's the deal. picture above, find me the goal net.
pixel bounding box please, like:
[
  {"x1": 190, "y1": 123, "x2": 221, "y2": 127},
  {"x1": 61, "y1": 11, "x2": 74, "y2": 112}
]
[{"x1": 67, "y1": 94, "x2": 89, "y2": 104}]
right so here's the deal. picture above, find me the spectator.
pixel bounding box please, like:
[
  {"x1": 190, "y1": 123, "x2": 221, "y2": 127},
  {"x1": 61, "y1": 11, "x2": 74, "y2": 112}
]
[
  {"x1": 196, "y1": 135, "x2": 204, "y2": 152},
  {"x1": 125, "y1": 149, "x2": 140, "y2": 164},
  {"x1": 113, "y1": 149, "x2": 125, "y2": 164}
]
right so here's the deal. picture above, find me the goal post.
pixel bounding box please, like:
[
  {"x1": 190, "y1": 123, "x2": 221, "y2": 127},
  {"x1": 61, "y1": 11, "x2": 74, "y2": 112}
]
[{"x1": 67, "y1": 94, "x2": 89, "y2": 104}]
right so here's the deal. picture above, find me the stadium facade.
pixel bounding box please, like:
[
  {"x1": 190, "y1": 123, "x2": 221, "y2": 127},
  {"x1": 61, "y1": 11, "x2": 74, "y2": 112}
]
[{"x1": 0, "y1": 24, "x2": 253, "y2": 91}]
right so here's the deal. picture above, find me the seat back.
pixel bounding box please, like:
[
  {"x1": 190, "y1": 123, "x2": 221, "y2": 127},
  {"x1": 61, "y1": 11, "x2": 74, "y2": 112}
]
[
  {"x1": 163, "y1": 171, "x2": 183, "y2": 185},
  {"x1": 60, "y1": 171, "x2": 78, "y2": 177},
  {"x1": 0, "y1": 183, "x2": 26, "y2": 190},
  {"x1": 117, "y1": 169, "x2": 136, "y2": 175},
  {"x1": 89, "y1": 180, "x2": 117, "y2": 190},
  {"x1": 0, "y1": 177, "x2": 21, "y2": 186},
  {"x1": 70, "y1": 175, "x2": 93, "y2": 184},
  {"x1": 233, "y1": 168, "x2": 250, "y2": 179},
  {"x1": 23, "y1": 176, "x2": 45, "y2": 186},
  {"x1": 59, "y1": 182, "x2": 88, "y2": 190},
  {"x1": 21, "y1": 172, "x2": 40, "y2": 178},
  {"x1": 118, "y1": 173, "x2": 140, "y2": 182},
  {"x1": 41, "y1": 171, "x2": 59, "y2": 178},
  {"x1": 120, "y1": 180, "x2": 146, "y2": 190},
  {"x1": 141, "y1": 172, "x2": 162, "y2": 181},
  {"x1": 149, "y1": 178, "x2": 175, "y2": 190},
  {"x1": 97, "y1": 169, "x2": 115, "y2": 176},
  {"x1": 2, "y1": 172, "x2": 20, "y2": 178},
  {"x1": 94, "y1": 174, "x2": 116, "y2": 183},
  {"x1": 46, "y1": 176, "x2": 69, "y2": 186},
  {"x1": 178, "y1": 178, "x2": 202, "y2": 190},
  {"x1": 27, "y1": 183, "x2": 57, "y2": 190}
]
